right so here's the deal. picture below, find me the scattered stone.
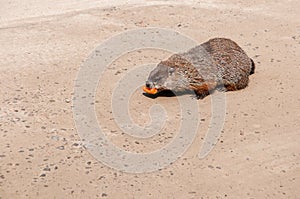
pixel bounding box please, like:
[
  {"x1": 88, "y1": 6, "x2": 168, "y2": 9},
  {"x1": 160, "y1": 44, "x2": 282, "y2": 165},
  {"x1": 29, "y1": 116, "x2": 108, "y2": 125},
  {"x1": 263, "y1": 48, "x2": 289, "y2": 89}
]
[
  {"x1": 51, "y1": 128, "x2": 58, "y2": 133},
  {"x1": 56, "y1": 146, "x2": 65, "y2": 150},
  {"x1": 114, "y1": 71, "x2": 121, "y2": 75},
  {"x1": 51, "y1": 136, "x2": 59, "y2": 141},
  {"x1": 43, "y1": 167, "x2": 51, "y2": 171},
  {"x1": 65, "y1": 98, "x2": 71, "y2": 103},
  {"x1": 72, "y1": 143, "x2": 79, "y2": 147}
]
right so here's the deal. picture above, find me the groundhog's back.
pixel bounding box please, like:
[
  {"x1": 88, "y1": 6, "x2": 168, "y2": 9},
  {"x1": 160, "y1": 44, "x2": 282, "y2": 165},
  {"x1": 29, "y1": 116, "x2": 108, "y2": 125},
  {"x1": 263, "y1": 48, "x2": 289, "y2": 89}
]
[{"x1": 199, "y1": 38, "x2": 253, "y2": 85}]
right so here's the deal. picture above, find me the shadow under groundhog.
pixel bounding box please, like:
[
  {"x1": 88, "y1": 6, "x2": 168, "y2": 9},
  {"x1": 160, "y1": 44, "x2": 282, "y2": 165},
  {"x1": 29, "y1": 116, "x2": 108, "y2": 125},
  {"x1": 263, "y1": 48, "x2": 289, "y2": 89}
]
[{"x1": 143, "y1": 90, "x2": 199, "y2": 99}]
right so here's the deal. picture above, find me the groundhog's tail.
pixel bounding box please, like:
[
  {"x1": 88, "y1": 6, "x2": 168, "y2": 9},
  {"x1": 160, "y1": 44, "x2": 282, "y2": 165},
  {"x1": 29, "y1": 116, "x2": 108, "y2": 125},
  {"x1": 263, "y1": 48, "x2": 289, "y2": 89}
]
[{"x1": 250, "y1": 59, "x2": 255, "y2": 75}]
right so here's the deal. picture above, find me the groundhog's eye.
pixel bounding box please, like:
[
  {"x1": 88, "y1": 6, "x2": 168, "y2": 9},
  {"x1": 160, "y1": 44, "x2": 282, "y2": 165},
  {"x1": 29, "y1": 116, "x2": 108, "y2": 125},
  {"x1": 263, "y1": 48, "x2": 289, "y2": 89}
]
[{"x1": 169, "y1": 67, "x2": 175, "y2": 75}]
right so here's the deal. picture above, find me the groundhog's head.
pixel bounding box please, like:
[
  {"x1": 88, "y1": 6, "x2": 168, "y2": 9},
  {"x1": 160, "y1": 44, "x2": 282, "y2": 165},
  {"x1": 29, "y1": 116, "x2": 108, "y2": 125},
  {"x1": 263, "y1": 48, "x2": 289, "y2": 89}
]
[{"x1": 143, "y1": 55, "x2": 193, "y2": 95}]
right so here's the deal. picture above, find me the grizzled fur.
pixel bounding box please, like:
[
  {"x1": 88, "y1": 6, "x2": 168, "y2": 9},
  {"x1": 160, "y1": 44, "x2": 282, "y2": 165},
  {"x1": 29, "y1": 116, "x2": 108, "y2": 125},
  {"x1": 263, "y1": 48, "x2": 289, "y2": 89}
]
[{"x1": 145, "y1": 38, "x2": 255, "y2": 98}]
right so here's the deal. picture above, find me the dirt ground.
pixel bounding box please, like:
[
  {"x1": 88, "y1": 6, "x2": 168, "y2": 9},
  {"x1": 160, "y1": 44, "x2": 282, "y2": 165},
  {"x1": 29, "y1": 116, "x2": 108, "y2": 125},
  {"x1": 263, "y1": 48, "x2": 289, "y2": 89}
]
[{"x1": 0, "y1": 0, "x2": 299, "y2": 198}]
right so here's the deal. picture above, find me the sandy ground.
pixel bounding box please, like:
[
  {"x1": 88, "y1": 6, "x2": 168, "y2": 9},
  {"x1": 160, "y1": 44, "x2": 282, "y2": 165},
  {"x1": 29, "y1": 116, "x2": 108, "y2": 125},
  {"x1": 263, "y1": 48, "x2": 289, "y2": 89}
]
[{"x1": 1, "y1": 0, "x2": 300, "y2": 198}]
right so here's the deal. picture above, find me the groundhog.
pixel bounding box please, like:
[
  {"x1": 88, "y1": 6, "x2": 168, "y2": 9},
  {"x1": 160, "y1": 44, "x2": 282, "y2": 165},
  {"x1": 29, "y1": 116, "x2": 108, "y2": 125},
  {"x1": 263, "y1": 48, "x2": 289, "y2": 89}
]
[{"x1": 143, "y1": 38, "x2": 255, "y2": 98}]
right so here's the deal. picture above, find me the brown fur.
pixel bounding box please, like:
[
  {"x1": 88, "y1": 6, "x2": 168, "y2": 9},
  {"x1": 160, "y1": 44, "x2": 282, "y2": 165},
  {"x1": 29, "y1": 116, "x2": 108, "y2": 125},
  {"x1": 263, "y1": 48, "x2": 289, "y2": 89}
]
[{"x1": 145, "y1": 38, "x2": 255, "y2": 98}]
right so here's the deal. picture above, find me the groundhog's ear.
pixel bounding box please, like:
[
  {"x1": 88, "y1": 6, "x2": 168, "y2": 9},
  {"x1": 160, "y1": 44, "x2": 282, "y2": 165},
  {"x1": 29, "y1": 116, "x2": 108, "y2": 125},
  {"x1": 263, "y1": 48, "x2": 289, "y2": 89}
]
[{"x1": 169, "y1": 67, "x2": 175, "y2": 74}]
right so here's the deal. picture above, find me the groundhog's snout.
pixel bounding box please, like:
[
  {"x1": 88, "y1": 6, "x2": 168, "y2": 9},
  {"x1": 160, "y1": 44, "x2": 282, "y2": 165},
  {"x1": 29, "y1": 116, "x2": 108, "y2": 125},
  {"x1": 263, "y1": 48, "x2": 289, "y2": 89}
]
[
  {"x1": 143, "y1": 80, "x2": 158, "y2": 95},
  {"x1": 145, "y1": 80, "x2": 153, "y2": 88}
]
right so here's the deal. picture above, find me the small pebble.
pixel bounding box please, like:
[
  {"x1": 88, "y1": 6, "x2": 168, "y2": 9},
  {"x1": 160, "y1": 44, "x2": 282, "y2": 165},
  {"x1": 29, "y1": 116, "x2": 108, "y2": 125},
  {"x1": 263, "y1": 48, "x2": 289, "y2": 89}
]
[
  {"x1": 65, "y1": 99, "x2": 70, "y2": 103},
  {"x1": 56, "y1": 146, "x2": 65, "y2": 150},
  {"x1": 51, "y1": 128, "x2": 58, "y2": 133},
  {"x1": 43, "y1": 167, "x2": 51, "y2": 171},
  {"x1": 51, "y1": 136, "x2": 60, "y2": 141}
]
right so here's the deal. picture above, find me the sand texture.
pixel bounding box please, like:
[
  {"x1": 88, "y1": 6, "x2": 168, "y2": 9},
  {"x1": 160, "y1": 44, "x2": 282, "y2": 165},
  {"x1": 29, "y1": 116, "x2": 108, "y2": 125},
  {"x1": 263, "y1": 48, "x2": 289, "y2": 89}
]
[{"x1": 0, "y1": 0, "x2": 299, "y2": 198}]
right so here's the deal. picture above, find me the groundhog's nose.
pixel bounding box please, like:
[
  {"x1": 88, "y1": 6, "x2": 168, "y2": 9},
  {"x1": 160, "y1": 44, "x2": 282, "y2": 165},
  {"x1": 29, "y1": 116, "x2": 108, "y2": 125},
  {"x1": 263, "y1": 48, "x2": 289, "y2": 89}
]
[{"x1": 145, "y1": 80, "x2": 153, "y2": 88}]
